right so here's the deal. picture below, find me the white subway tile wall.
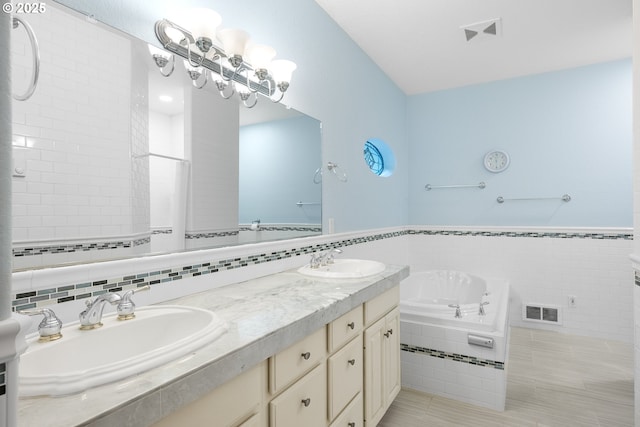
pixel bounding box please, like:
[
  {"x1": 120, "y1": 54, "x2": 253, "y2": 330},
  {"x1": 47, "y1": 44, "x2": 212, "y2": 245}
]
[
  {"x1": 11, "y1": 5, "x2": 139, "y2": 245},
  {"x1": 11, "y1": 227, "x2": 631, "y2": 344}
]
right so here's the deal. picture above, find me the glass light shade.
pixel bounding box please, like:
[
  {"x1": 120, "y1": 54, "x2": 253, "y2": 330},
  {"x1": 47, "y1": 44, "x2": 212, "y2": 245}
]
[
  {"x1": 245, "y1": 44, "x2": 276, "y2": 70},
  {"x1": 234, "y1": 81, "x2": 251, "y2": 95},
  {"x1": 216, "y1": 28, "x2": 250, "y2": 57},
  {"x1": 164, "y1": 26, "x2": 185, "y2": 44},
  {"x1": 270, "y1": 59, "x2": 297, "y2": 83},
  {"x1": 174, "y1": 8, "x2": 221, "y2": 43},
  {"x1": 148, "y1": 44, "x2": 171, "y2": 60}
]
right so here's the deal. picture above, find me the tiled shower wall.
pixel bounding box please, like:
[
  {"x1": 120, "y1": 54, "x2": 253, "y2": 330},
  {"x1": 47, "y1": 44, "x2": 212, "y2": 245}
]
[
  {"x1": 11, "y1": 226, "x2": 634, "y2": 343},
  {"x1": 11, "y1": 6, "x2": 144, "y2": 254}
]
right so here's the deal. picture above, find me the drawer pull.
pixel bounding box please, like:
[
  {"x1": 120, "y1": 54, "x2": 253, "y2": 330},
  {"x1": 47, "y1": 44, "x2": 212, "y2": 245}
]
[
  {"x1": 301, "y1": 352, "x2": 311, "y2": 360},
  {"x1": 348, "y1": 358, "x2": 356, "y2": 366},
  {"x1": 347, "y1": 321, "x2": 355, "y2": 330},
  {"x1": 348, "y1": 423, "x2": 356, "y2": 427},
  {"x1": 301, "y1": 398, "x2": 311, "y2": 407}
]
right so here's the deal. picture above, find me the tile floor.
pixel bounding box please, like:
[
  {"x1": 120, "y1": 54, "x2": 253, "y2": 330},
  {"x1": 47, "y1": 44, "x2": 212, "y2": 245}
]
[{"x1": 379, "y1": 327, "x2": 634, "y2": 426}]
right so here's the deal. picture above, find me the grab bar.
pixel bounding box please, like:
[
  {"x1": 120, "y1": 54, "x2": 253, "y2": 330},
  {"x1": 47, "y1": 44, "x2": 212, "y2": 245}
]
[
  {"x1": 497, "y1": 194, "x2": 571, "y2": 203},
  {"x1": 12, "y1": 17, "x2": 40, "y2": 101},
  {"x1": 425, "y1": 182, "x2": 486, "y2": 191}
]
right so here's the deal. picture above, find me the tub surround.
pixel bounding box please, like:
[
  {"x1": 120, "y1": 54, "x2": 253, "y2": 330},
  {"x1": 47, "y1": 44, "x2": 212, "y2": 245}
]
[
  {"x1": 17, "y1": 263, "x2": 409, "y2": 427},
  {"x1": 399, "y1": 272, "x2": 510, "y2": 410}
]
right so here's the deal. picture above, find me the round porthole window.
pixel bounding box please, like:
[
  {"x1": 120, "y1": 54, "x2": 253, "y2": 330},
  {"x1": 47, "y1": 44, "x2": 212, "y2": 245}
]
[{"x1": 364, "y1": 138, "x2": 395, "y2": 177}]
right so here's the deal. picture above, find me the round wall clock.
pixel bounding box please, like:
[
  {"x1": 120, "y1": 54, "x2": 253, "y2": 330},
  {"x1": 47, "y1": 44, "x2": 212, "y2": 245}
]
[{"x1": 483, "y1": 150, "x2": 510, "y2": 173}]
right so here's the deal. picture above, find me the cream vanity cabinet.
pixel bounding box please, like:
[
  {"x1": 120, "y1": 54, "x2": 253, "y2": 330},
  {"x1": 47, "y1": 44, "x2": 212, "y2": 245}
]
[
  {"x1": 153, "y1": 285, "x2": 399, "y2": 427},
  {"x1": 363, "y1": 286, "x2": 401, "y2": 427}
]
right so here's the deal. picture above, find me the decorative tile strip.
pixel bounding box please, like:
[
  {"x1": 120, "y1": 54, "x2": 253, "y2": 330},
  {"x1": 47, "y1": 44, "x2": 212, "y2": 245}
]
[
  {"x1": 152, "y1": 229, "x2": 172, "y2": 235},
  {"x1": 407, "y1": 230, "x2": 633, "y2": 240},
  {"x1": 238, "y1": 225, "x2": 322, "y2": 232},
  {"x1": 400, "y1": 343, "x2": 504, "y2": 370},
  {"x1": 13, "y1": 237, "x2": 150, "y2": 258},
  {"x1": 0, "y1": 362, "x2": 5, "y2": 396},
  {"x1": 11, "y1": 228, "x2": 633, "y2": 312},
  {"x1": 185, "y1": 231, "x2": 239, "y2": 239}
]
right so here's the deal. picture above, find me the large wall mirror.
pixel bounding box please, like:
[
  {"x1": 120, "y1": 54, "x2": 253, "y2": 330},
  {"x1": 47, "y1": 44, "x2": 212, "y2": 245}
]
[{"x1": 10, "y1": 2, "x2": 322, "y2": 271}]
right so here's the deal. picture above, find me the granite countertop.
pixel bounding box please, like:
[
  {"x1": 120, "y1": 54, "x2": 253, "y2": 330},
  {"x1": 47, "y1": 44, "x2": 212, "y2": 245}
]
[{"x1": 17, "y1": 264, "x2": 409, "y2": 427}]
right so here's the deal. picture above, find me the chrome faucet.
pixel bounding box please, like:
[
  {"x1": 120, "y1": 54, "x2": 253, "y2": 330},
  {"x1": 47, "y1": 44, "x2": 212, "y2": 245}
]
[
  {"x1": 116, "y1": 285, "x2": 151, "y2": 320},
  {"x1": 79, "y1": 292, "x2": 121, "y2": 330},
  {"x1": 322, "y1": 248, "x2": 342, "y2": 264},
  {"x1": 20, "y1": 308, "x2": 63, "y2": 342},
  {"x1": 310, "y1": 248, "x2": 343, "y2": 268},
  {"x1": 479, "y1": 301, "x2": 490, "y2": 316},
  {"x1": 448, "y1": 304, "x2": 462, "y2": 318}
]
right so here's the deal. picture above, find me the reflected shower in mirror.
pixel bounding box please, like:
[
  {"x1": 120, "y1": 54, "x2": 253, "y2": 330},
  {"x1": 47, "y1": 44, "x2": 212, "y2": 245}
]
[{"x1": 10, "y1": 2, "x2": 321, "y2": 271}]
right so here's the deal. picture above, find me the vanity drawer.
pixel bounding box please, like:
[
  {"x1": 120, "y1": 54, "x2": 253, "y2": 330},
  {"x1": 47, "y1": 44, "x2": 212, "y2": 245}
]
[
  {"x1": 153, "y1": 361, "x2": 265, "y2": 427},
  {"x1": 269, "y1": 363, "x2": 327, "y2": 427},
  {"x1": 328, "y1": 334, "x2": 363, "y2": 421},
  {"x1": 364, "y1": 286, "x2": 399, "y2": 325},
  {"x1": 328, "y1": 305, "x2": 363, "y2": 353},
  {"x1": 329, "y1": 393, "x2": 363, "y2": 427},
  {"x1": 269, "y1": 327, "x2": 326, "y2": 394}
]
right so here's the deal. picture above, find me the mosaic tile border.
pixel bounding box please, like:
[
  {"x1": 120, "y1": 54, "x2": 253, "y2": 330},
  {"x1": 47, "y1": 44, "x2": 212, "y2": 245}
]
[
  {"x1": 401, "y1": 343, "x2": 504, "y2": 370},
  {"x1": 11, "y1": 228, "x2": 633, "y2": 312},
  {"x1": 0, "y1": 362, "x2": 5, "y2": 396},
  {"x1": 238, "y1": 225, "x2": 322, "y2": 232},
  {"x1": 185, "y1": 231, "x2": 239, "y2": 240},
  {"x1": 10, "y1": 231, "x2": 404, "y2": 312},
  {"x1": 12, "y1": 237, "x2": 150, "y2": 258},
  {"x1": 408, "y1": 229, "x2": 633, "y2": 240},
  {"x1": 12, "y1": 228, "x2": 632, "y2": 259}
]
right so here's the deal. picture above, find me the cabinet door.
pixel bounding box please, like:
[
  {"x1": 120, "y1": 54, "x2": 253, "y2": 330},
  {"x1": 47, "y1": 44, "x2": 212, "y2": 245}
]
[
  {"x1": 269, "y1": 363, "x2": 327, "y2": 427},
  {"x1": 328, "y1": 334, "x2": 363, "y2": 421},
  {"x1": 363, "y1": 317, "x2": 385, "y2": 426},
  {"x1": 384, "y1": 308, "x2": 401, "y2": 405}
]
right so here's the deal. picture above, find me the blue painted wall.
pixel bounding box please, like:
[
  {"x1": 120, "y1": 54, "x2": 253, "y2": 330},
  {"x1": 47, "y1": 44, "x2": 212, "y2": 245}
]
[
  {"x1": 239, "y1": 116, "x2": 322, "y2": 224},
  {"x1": 55, "y1": 0, "x2": 409, "y2": 233},
  {"x1": 407, "y1": 59, "x2": 632, "y2": 227}
]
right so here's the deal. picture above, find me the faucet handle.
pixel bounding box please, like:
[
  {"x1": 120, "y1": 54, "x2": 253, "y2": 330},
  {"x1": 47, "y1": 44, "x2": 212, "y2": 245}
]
[
  {"x1": 117, "y1": 285, "x2": 151, "y2": 320},
  {"x1": 19, "y1": 308, "x2": 63, "y2": 342}
]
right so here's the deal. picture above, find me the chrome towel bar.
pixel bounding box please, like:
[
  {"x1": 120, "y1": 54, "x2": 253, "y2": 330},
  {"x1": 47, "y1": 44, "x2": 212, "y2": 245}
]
[{"x1": 497, "y1": 194, "x2": 571, "y2": 203}]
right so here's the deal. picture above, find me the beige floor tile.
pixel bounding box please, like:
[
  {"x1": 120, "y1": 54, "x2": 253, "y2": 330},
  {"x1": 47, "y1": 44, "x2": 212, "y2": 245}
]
[{"x1": 379, "y1": 327, "x2": 633, "y2": 427}]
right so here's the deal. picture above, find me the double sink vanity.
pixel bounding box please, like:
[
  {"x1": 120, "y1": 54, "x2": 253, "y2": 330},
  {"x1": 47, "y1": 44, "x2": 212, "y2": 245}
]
[{"x1": 17, "y1": 259, "x2": 409, "y2": 427}]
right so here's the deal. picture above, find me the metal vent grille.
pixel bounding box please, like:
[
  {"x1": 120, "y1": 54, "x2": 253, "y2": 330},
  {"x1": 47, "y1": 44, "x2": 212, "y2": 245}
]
[
  {"x1": 461, "y1": 18, "x2": 502, "y2": 42},
  {"x1": 522, "y1": 303, "x2": 562, "y2": 324}
]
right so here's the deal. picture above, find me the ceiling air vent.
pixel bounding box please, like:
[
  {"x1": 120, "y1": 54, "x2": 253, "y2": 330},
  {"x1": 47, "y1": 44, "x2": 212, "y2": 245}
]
[{"x1": 461, "y1": 18, "x2": 502, "y2": 42}]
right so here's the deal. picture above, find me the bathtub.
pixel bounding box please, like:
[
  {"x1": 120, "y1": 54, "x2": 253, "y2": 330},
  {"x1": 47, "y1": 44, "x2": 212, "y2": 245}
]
[
  {"x1": 399, "y1": 270, "x2": 509, "y2": 333},
  {"x1": 399, "y1": 270, "x2": 510, "y2": 411}
]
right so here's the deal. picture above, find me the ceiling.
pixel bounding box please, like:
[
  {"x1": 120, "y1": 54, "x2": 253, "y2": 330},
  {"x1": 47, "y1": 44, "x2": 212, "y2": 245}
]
[{"x1": 313, "y1": 0, "x2": 633, "y2": 95}]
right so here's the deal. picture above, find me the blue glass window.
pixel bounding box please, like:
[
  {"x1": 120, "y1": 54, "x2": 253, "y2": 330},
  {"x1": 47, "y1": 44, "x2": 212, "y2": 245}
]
[
  {"x1": 363, "y1": 138, "x2": 395, "y2": 177},
  {"x1": 364, "y1": 141, "x2": 384, "y2": 176}
]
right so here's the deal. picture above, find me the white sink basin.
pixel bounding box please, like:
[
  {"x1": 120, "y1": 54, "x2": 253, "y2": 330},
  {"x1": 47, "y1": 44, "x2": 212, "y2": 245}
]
[
  {"x1": 297, "y1": 259, "x2": 386, "y2": 279},
  {"x1": 19, "y1": 305, "x2": 227, "y2": 397}
]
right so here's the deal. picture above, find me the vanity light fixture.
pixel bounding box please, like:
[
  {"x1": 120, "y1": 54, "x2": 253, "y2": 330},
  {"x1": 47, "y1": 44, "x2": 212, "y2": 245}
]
[{"x1": 151, "y1": 8, "x2": 296, "y2": 108}]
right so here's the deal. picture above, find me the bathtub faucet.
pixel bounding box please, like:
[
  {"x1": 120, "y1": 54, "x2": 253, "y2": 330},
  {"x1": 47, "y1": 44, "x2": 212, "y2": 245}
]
[
  {"x1": 479, "y1": 301, "x2": 490, "y2": 316},
  {"x1": 448, "y1": 304, "x2": 462, "y2": 319}
]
